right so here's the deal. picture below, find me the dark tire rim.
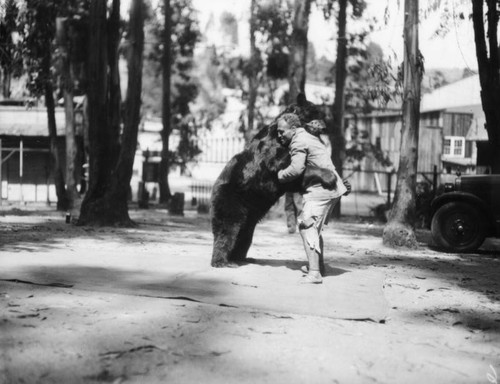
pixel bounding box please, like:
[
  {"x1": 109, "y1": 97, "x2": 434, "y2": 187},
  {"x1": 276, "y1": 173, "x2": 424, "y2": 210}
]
[{"x1": 441, "y1": 210, "x2": 479, "y2": 247}]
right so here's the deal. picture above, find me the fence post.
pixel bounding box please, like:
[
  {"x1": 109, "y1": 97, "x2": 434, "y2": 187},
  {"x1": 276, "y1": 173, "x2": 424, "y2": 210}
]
[
  {"x1": 169, "y1": 192, "x2": 184, "y2": 215},
  {"x1": 0, "y1": 139, "x2": 2, "y2": 206},
  {"x1": 432, "y1": 164, "x2": 438, "y2": 196},
  {"x1": 387, "y1": 171, "x2": 392, "y2": 206},
  {"x1": 20, "y1": 139, "x2": 24, "y2": 203}
]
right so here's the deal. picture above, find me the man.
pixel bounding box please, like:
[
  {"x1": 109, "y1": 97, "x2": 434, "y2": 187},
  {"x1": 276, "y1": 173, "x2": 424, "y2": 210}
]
[{"x1": 276, "y1": 113, "x2": 348, "y2": 284}]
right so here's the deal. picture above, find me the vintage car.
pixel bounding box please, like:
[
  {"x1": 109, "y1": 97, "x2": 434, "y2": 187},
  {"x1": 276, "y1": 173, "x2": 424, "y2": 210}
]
[{"x1": 430, "y1": 174, "x2": 500, "y2": 252}]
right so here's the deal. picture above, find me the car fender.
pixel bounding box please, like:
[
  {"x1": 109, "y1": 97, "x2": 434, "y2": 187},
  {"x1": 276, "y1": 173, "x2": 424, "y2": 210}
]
[{"x1": 431, "y1": 192, "x2": 495, "y2": 231}]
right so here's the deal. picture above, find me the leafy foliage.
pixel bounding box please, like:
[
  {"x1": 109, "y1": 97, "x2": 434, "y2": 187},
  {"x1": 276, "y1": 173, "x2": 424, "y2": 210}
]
[
  {"x1": 18, "y1": 0, "x2": 89, "y2": 98},
  {"x1": 142, "y1": 0, "x2": 201, "y2": 170},
  {"x1": 0, "y1": 0, "x2": 23, "y2": 97},
  {"x1": 254, "y1": 0, "x2": 293, "y2": 80},
  {"x1": 316, "y1": 0, "x2": 367, "y2": 19}
]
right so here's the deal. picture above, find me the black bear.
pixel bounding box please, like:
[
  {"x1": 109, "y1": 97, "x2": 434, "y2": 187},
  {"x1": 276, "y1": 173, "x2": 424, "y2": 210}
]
[{"x1": 211, "y1": 94, "x2": 325, "y2": 267}]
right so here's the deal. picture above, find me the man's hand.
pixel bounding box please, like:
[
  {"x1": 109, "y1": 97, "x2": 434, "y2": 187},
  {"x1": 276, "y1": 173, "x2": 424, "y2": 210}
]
[{"x1": 343, "y1": 179, "x2": 352, "y2": 196}]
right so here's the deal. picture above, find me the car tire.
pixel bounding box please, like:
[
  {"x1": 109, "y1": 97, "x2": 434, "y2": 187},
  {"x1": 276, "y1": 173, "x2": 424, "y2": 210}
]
[{"x1": 431, "y1": 201, "x2": 486, "y2": 252}]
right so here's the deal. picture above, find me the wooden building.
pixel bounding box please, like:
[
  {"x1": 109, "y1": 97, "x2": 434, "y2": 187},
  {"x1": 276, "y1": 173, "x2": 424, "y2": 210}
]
[
  {"x1": 344, "y1": 74, "x2": 488, "y2": 193},
  {"x1": 0, "y1": 105, "x2": 83, "y2": 204}
]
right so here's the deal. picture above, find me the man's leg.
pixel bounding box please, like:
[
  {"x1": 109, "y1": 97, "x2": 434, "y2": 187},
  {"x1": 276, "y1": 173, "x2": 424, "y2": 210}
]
[
  {"x1": 299, "y1": 224, "x2": 322, "y2": 283},
  {"x1": 285, "y1": 192, "x2": 298, "y2": 233},
  {"x1": 299, "y1": 232, "x2": 325, "y2": 276},
  {"x1": 293, "y1": 192, "x2": 303, "y2": 217},
  {"x1": 319, "y1": 234, "x2": 325, "y2": 276}
]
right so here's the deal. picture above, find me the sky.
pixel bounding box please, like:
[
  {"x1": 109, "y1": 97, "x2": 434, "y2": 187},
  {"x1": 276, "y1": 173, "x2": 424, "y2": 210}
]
[{"x1": 121, "y1": 0, "x2": 478, "y2": 70}]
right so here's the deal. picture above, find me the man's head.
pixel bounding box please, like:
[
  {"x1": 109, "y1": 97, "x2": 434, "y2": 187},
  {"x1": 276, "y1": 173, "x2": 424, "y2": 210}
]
[{"x1": 277, "y1": 113, "x2": 301, "y2": 146}]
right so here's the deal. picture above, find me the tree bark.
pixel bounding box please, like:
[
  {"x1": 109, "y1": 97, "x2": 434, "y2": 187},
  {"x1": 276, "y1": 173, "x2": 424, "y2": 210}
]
[
  {"x1": 159, "y1": 0, "x2": 172, "y2": 204},
  {"x1": 246, "y1": 0, "x2": 258, "y2": 143},
  {"x1": 329, "y1": 0, "x2": 348, "y2": 218},
  {"x1": 79, "y1": 0, "x2": 142, "y2": 227},
  {"x1": 78, "y1": 0, "x2": 112, "y2": 224},
  {"x1": 108, "y1": 0, "x2": 143, "y2": 212},
  {"x1": 40, "y1": 34, "x2": 68, "y2": 211},
  {"x1": 108, "y1": 0, "x2": 122, "y2": 168},
  {"x1": 57, "y1": 18, "x2": 80, "y2": 208},
  {"x1": 472, "y1": 0, "x2": 500, "y2": 173},
  {"x1": 382, "y1": 0, "x2": 421, "y2": 248},
  {"x1": 2, "y1": 68, "x2": 11, "y2": 99},
  {"x1": 288, "y1": 0, "x2": 311, "y2": 102},
  {"x1": 44, "y1": 81, "x2": 69, "y2": 211}
]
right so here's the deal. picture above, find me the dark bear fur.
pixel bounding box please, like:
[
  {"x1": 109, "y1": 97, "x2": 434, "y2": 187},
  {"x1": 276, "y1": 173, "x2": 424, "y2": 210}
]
[{"x1": 211, "y1": 94, "x2": 325, "y2": 267}]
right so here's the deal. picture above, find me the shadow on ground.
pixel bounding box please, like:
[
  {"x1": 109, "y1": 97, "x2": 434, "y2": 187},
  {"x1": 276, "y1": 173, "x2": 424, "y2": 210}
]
[
  {"x1": 0, "y1": 212, "x2": 211, "y2": 252},
  {"x1": 242, "y1": 257, "x2": 349, "y2": 277}
]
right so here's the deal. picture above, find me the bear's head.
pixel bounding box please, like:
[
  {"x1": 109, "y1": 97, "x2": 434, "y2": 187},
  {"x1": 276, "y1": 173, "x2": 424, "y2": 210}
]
[{"x1": 280, "y1": 93, "x2": 325, "y2": 126}]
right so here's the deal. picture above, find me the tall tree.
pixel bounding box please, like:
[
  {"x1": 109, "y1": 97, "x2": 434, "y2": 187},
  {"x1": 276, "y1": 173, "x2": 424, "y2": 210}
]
[
  {"x1": 141, "y1": 0, "x2": 199, "y2": 203},
  {"x1": 78, "y1": 0, "x2": 144, "y2": 225},
  {"x1": 56, "y1": 17, "x2": 80, "y2": 208},
  {"x1": 330, "y1": 0, "x2": 348, "y2": 208},
  {"x1": 159, "y1": 0, "x2": 172, "y2": 204},
  {"x1": 108, "y1": 0, "x2": 123, "y2": 171},
  {"x1": 288, "y1": 0, "x2": 312, "y2": 102},
  {"x1": 318, "y1": 0, "x2": 367, "y2": 216},
  {"x1": 20, "y1": 0, "x2": 69, "y2": 210},
  {"x1": 382, "y1": 0, "x2": 422, "y2": 248},
  {"x1": 472, "y1": 0, "x2": 500, "y2": 173}
]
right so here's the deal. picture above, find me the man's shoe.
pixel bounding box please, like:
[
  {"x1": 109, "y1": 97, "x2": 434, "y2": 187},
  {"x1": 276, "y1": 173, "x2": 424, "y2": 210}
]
[{"x1": 299, "y1": 273, "x2": 323, "y2": 284}]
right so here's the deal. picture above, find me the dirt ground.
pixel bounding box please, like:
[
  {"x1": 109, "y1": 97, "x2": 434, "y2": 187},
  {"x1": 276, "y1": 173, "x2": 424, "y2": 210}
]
[{"x1": 1, "y1": 204, "x2": 500, "y2": 384}]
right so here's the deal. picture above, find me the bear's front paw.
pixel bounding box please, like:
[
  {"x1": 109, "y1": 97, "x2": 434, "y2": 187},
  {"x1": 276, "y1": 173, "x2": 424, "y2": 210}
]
[{"x1": 211, "y1": 260, "x2": 240, "y2": 268}]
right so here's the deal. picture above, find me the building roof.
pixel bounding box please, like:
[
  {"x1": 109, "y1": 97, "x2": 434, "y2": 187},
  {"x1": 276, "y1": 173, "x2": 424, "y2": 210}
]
[
  {"x1": 0, "y1": 107, "x2": 66, "y2": 136},
  {"x1": 421, "y1": 74, "x2": 481, "y2": 112}
]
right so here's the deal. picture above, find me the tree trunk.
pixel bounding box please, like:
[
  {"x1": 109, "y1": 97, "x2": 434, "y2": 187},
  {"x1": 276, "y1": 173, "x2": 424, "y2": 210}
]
[
  {"x1": 41, "y1": 37, "x2": 68, "y2": 211},
  {"x1": 44, "y1": 81, "x2": 69, "y2": 211},
  {"x1": 288, "y1": 0, "x2": 311, "y2": 102},
  {"x1": 2, "y1": 68, "x2": 11, "y2": 99},
  {"x1": 382, "y1": 0, "x2": 421, "y2": 248},
  {"x1": 472, "y1": 0, "x2": 500, "y2": 173},
  {"x1": 78, "y1": 0, "x2": 141, "y2": 227},
  {"x1": 159, "y1": 0, "x2": 172, "y2": 204},
  {"x1": 329, "y1": 0, "x2": 348, "y2": 218},
  {"x1": 57, "y1": 18, "x2": 80, "y2": 208},
  {"x1": 78, "y1": 0, "x2": 113, "y2": 224},
  {"x1": 108, "y1": 0, "x2": 122, "y2": 168},
  {"x1": 246, "y1": 0, "x2": 258, "y2": 143},
  {"x1": 107, "y1": 0, "x2": 143, "y2": 214}
]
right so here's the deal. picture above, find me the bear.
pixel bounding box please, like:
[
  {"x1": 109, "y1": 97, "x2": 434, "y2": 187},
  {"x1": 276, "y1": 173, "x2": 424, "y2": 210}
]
[{"x1": 210, "y1": 94, "x2": 325, "y2": 267}]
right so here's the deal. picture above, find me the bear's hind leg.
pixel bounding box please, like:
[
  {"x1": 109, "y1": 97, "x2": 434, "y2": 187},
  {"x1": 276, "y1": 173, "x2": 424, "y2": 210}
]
[
  {"x1": 211, "y1": 220, "x2": 244, "y2": 267},
  {"x1": 228, "y1": 216, "x2": 258, "y2": 263}
]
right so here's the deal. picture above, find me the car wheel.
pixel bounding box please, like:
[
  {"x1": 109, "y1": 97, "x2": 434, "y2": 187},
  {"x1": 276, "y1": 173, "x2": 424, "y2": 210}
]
[{"x1": 431, "y1": 201, "x2": 486, "y2": 252}]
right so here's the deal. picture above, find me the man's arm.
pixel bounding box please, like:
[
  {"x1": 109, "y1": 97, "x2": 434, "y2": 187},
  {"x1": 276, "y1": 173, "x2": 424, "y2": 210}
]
[{"x1": 277, "y1": 137, "x2": 307, "y2": 183}]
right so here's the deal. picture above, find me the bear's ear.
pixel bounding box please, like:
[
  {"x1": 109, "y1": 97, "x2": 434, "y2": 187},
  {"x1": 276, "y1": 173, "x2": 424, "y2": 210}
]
[{"x1": 296, "y1": 93, "x2": 307, "y2": 106}]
